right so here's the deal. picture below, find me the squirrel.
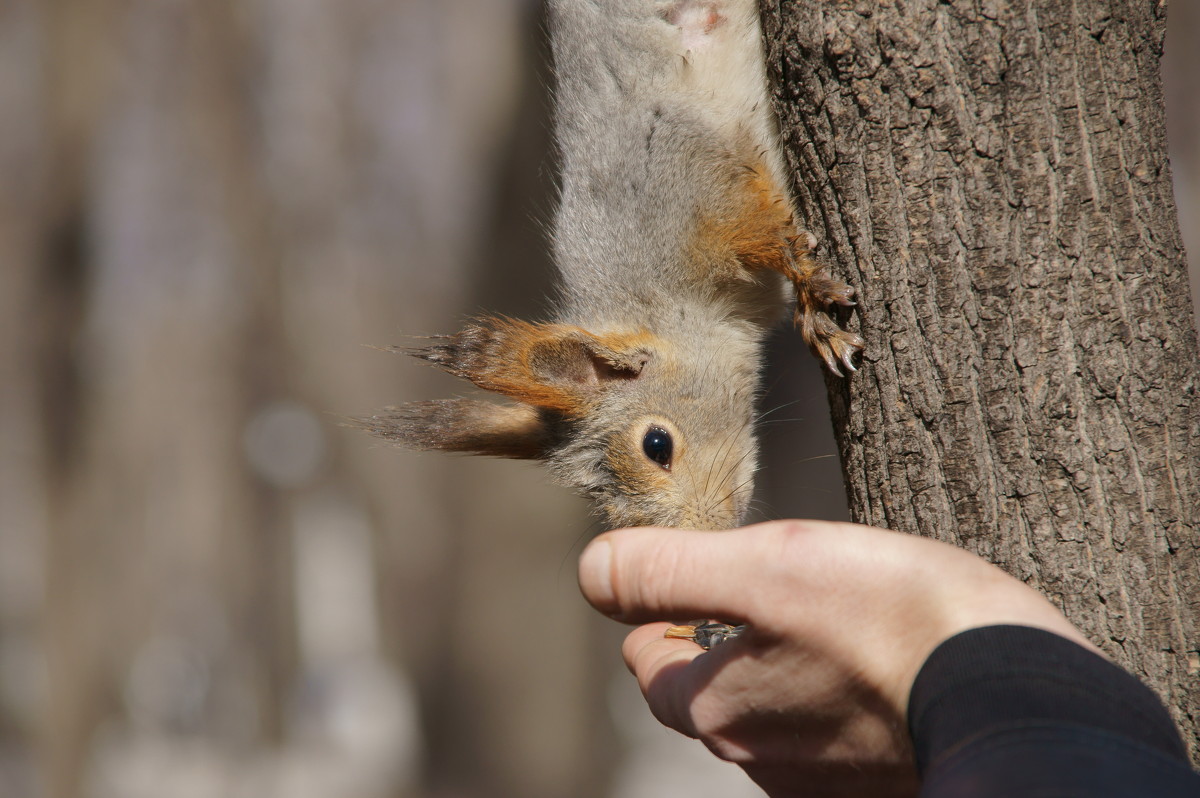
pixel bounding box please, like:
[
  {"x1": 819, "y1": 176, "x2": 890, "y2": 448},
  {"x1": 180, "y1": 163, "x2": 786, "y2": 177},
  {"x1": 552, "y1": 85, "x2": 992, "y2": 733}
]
[{"x1": 359, "y1": 0, "x2": 863, "y2": 532}]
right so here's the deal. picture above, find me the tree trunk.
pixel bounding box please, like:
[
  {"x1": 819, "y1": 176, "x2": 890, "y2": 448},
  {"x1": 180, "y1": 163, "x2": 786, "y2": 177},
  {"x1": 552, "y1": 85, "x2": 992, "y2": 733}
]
[{"x1": 763, "y1": 0, "x2": 1200, "y2": 758}]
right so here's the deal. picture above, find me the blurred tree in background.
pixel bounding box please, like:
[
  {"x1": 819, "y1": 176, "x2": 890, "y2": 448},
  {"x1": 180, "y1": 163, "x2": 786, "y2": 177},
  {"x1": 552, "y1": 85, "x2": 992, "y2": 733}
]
[{"x1": 0, "y1": 1, "x2": 1195, "y2": 797}]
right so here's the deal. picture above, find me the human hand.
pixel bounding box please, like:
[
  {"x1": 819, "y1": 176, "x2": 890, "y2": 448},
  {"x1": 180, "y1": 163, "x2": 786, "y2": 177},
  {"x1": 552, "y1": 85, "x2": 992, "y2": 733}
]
[{"x1": 577, "y1": 520, "x2": 1096, "y2": 798}]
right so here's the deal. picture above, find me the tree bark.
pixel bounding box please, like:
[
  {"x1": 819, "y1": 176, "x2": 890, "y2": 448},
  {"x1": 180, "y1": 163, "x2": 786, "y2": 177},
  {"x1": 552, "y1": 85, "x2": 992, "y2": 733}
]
[{"x1": 763, "y1": 0, "x2": 1200, "y2": 758}]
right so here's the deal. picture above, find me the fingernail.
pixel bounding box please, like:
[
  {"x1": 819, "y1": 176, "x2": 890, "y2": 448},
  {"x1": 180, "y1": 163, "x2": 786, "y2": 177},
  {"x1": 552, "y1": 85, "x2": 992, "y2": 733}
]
[{"x1": 579, "y1": 539, "x2": 616, "y2": 613}]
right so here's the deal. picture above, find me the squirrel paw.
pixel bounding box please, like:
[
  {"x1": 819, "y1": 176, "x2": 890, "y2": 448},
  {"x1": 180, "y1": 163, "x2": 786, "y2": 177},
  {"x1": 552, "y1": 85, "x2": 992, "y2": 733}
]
[
  {"x1": 784, "y1": 252, "x2": 864, "y2": 376},
  {"x1": 805, "y1": 271, "x2": 858, "y2": 309},
  {"x1": 797, "y1": 306, "x2": 864, "y2": 376}
]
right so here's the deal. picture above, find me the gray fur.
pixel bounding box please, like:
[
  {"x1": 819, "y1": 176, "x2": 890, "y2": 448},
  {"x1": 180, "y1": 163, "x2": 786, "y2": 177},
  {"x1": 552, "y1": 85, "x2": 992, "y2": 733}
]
[{"x1": 362, "y1": 0, "x2": 860, "y2": 531}]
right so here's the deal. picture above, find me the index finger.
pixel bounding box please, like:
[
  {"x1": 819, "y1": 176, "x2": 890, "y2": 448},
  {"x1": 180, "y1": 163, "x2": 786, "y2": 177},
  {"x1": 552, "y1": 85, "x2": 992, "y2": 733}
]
[{"x1": 621, "y1": 622, "x2": 706, "y2": 737}]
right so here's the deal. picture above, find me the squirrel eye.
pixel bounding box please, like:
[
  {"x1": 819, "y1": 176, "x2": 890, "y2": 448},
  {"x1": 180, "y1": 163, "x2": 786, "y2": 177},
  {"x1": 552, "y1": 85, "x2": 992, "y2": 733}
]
[{"x1": 642, "y1": 427, "x2": 673, "y2": 470}]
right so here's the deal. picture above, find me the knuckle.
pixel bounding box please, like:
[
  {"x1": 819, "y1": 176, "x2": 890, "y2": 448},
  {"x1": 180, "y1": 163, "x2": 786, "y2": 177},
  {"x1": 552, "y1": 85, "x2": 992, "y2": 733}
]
[
  {"x1": 764, "y1": 518, "x2": 820, "y2": 552},
  {"x1": 701, "y1": 736, "x2": 748, "y2": 764},
  {"x1": 689, "y1": 701, "x2": 745, "y2": 762}
]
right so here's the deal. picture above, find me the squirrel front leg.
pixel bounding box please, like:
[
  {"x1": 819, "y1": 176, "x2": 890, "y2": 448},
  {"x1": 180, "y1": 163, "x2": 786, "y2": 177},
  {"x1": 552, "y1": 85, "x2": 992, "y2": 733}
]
[
  {"x1": 702, "y1": 166, "x2": 865, "y2": 375},
  {"x1": 778, "y1": 229, "x2": 864, "y2": 376}
]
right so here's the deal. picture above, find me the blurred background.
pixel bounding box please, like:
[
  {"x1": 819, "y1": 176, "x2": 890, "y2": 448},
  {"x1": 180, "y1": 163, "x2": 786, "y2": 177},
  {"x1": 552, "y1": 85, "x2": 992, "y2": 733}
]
[{"x1": 0, "y1": 2, "x2": 1196, "y2": 797}]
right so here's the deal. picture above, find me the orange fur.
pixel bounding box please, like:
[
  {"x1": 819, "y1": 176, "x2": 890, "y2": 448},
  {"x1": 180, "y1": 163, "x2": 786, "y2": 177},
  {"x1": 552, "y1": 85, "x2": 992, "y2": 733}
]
[
  {"x1": 689, "y1": 164, "x2": 862, "y2": 373},
  {"x1": 696, "y1": 164, "x2": 816, "y2": 285},
  {"x1": 424, "y1": 317, "x2": 662, "y2": 416}
]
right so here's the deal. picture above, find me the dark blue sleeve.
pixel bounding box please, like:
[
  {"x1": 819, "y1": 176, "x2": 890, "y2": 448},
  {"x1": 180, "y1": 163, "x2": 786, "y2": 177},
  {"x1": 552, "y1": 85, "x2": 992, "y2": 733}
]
[{"x1": 907, "y1": 625, "x2": 1200, "y2": 797}]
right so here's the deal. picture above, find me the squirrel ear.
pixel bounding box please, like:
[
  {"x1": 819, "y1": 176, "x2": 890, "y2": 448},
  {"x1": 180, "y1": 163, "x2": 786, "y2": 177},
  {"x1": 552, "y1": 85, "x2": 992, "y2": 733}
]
[
  {"x1": 354, "y1": 399, "x2": 550, "y2": 459},
  {"x1": 410, "y1": 317, "x2": 653, "y2": 413}
]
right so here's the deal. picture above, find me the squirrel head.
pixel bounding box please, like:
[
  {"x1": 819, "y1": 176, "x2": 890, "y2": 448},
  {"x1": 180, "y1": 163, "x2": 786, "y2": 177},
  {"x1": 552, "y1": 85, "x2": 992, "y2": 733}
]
[{"x1": 359, "y1": 316, "x2": 760, "y2": 530}]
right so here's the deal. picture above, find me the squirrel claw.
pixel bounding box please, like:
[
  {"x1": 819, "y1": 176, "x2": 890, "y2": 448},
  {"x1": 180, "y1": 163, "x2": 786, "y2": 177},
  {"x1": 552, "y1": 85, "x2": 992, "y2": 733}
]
[
  {"x1": 817, "y1": 327, "x2": 864, "y2": 377},
  {"x1": 816, "y1": 334, "x2": 861, "y2": 377},
  {"x1": 823, "y1": 283, "x2": 858, "y2": 308},
  {"x1": 776, "y1": 239, "x2": 862, "y2": 375},
  {"x1": 841, "y1": 351, "x2": 860, "y2": 373},
  {"x1": 793, "y1": 288, "x2": 865, "y2": 377}
]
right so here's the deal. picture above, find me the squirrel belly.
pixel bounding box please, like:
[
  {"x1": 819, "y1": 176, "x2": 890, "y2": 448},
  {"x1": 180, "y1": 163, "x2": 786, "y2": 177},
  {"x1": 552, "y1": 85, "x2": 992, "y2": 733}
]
[{"x1": 360, "y1": 0, "x2": 862, "y2": 531}]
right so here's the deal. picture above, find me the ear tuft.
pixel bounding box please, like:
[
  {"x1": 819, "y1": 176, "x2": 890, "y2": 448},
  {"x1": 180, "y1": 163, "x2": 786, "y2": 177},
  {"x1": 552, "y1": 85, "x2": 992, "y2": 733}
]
[
  {"x1": 404, "y1": 327, "x2": 492, "y2": 378},
  {"x1": 403, "y1": 317, "x2": 657, "y2": 414},
  {"x1": 350, "y1": 399, "x2": 551, "y2": 460}
]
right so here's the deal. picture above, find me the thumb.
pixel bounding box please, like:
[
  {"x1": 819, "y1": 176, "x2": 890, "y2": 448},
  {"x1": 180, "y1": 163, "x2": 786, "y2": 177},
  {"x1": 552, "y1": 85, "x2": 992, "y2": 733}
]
[{"x1": 578, "y1": 525, "x2": 769, "y2": 624}]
